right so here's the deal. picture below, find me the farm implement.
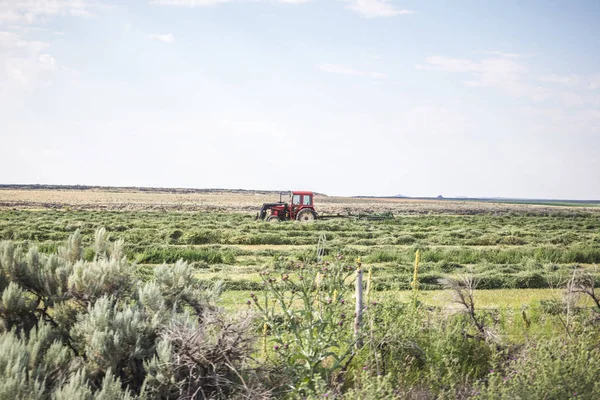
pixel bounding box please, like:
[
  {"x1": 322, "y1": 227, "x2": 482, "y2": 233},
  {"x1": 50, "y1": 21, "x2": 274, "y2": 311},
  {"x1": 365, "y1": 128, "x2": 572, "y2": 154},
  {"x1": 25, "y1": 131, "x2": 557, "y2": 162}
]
[
  {"x1": 256, "y1": 191, "x2": 394, "y2": 222},
  {"x1": 318, "y1": 211, "x2": 394, "y2": 221}
]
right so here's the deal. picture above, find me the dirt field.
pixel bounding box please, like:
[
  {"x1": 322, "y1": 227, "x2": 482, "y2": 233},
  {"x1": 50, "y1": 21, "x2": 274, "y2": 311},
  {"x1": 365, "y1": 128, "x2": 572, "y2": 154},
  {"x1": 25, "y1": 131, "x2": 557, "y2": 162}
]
[{"x1": 1, "y1": 187, "x2": 598, "y2": 215}]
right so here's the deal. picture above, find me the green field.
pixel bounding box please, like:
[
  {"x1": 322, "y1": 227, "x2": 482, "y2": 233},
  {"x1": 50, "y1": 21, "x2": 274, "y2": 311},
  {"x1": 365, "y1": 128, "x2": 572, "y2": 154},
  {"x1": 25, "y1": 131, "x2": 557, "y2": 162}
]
[
  {"x1": 2, "y1": 208, "x2": 600, "y2": 293},
  {"x1": 2, "y1": 206, "x2": 600, "y2": 398}
]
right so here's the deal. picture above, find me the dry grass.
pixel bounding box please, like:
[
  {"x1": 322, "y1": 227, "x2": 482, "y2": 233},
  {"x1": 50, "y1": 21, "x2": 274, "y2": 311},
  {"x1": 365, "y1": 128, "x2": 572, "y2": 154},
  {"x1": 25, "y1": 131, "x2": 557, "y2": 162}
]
[
  {"x1": 2, "y1": 188, "x2": 596, "y2": 215},
  {"x1": 220, "y1": 288, "x2": 598, "y2": 311}
]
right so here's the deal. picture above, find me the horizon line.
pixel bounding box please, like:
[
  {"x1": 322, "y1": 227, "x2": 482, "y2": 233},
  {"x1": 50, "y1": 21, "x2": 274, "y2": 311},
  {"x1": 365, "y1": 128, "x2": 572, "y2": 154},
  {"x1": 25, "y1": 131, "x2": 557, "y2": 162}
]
[{"x1": 1, "y1": 183, "x2": 599, "y2": 203}]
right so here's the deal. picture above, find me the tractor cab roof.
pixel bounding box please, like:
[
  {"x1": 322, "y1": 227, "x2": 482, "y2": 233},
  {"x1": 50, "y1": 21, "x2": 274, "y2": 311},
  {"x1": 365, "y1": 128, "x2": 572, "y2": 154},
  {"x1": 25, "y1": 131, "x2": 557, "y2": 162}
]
[{"x1": 291, "y1": 191, "x2": 314, "y2": 196}]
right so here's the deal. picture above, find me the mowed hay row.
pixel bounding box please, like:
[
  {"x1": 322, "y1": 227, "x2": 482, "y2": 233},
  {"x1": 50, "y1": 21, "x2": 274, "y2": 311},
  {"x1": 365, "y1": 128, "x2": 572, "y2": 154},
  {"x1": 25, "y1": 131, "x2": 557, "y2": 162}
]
[{"x1": 2, "y1": 207, "x2": 600, "y2": 291}]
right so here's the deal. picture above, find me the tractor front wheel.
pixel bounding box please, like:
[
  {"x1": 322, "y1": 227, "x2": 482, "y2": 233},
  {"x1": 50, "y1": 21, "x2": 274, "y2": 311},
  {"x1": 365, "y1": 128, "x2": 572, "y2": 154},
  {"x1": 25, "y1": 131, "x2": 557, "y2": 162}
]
[
  {"x1": 267, "y1": 216, "x2": 281, "y2": 223},
  {"x1": 296, "y1": 209, "x2": 316, "y2": 222}
]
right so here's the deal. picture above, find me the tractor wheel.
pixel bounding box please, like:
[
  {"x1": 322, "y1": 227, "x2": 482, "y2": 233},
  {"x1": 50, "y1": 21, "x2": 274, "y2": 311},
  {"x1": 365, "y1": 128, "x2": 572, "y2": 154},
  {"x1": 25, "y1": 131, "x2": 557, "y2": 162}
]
[
  {"x1": 267, "y1": 216, "x2": 281, "y2": 223},
  {"x1": 296, "y1": 209, "x2": 316, "y2": 222}
]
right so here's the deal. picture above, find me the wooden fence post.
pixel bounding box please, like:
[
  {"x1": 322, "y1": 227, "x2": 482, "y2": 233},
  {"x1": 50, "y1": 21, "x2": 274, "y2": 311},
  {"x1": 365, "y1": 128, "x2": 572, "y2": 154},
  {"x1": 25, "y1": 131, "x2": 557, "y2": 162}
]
[{"x1": 354, "y1": 267, "x2": 363, "y2": 348}]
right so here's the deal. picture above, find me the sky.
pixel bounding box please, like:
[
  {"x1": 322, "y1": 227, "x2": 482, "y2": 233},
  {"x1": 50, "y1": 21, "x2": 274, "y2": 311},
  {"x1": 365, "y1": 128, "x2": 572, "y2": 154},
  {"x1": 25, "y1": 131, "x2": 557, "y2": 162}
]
[{"x1": 0, "y1": 0, "x2": 599, "y2": 199}]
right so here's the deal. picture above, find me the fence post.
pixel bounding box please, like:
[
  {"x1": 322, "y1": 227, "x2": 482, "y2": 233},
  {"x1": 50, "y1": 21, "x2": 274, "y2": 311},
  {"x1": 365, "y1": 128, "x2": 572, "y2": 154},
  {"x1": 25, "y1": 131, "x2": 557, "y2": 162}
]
[{"x1": 354, "y1": 265, "x2": 363, "y2": 348}]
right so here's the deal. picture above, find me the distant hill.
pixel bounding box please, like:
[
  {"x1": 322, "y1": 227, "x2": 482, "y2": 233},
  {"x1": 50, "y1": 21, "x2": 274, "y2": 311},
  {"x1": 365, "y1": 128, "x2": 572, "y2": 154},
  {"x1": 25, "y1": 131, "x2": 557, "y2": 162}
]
[{"x1": 352, "y1": 193, "x2": 600, "y2": 205}]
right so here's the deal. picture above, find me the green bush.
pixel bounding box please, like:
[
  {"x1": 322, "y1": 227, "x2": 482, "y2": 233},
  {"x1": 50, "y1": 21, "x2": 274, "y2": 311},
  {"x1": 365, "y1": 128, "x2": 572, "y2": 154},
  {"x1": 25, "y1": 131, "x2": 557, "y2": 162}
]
[
  {"x1": 0, "y1": 230, "x2": 253, "y2": 399},
  {"x1": 367, "y1": 300, "x2": 493, "y2": 397},
  {"x1": 476, "y1": 335, "x2": 600, "y2": 399}
]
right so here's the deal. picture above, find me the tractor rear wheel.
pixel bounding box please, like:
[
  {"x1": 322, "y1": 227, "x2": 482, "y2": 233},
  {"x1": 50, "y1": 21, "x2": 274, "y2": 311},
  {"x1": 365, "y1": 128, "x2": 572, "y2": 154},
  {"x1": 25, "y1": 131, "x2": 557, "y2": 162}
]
[
  {"x1": 267, "y1": 216, "x2": 281, "y2": 223},
  {"x1": 296, "y1": 209, "x2": 316, "y2": 222}
]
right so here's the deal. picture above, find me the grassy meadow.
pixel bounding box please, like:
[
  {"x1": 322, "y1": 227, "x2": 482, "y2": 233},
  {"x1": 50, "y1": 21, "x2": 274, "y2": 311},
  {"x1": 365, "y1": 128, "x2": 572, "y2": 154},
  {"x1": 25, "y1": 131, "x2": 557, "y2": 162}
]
[
  {"x1": 1, "y1": 203, "x2": 600, "y2": 298},
  {"x1": 2, "y1": 190, "x2": 600, "y2": 398}
]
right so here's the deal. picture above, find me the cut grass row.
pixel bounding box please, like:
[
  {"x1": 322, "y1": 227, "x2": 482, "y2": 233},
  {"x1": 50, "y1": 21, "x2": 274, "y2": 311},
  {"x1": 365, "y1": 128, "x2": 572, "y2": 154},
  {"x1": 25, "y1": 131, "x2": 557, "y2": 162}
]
[
  {"x1": 2, "y1": 210, "x2": 600, "y2": 248},
  {"x1": 2, "y1": 209, "x2": 599, "y2": 291}
]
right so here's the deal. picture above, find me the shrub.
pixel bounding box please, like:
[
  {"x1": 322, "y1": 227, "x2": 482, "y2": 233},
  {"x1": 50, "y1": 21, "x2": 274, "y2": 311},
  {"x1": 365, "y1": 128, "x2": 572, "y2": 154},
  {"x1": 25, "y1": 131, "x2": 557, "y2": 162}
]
[
  {"x1": 145, "y1": 313, "x2": 258, "y2": 399},
  {"x1": 0, "y1": 229, "x2": 252, "y2": 398},
  {"x1": 476, "y1": 335, "x2": 600, "y2": 399},
  {"x1": 367, "y1": 300, "x2": 493, "y2": 397}
]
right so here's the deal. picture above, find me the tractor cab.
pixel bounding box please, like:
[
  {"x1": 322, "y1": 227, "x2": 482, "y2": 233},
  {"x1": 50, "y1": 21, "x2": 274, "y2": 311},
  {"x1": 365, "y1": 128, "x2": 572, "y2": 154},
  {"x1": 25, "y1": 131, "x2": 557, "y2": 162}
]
[
  {"x1": 290, "y1": 191, "x2": 315, "y2": 221},
  {"x1": 257, "y1": 191, "x2": 317, "y2": 222}
]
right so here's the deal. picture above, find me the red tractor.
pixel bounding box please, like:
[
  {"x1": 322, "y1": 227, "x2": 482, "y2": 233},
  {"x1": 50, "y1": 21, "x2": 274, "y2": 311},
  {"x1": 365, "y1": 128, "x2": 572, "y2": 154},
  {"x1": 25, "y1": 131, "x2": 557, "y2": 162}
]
[{"x1": 257, "y1": 191, "x2": 317, "y2": 222}]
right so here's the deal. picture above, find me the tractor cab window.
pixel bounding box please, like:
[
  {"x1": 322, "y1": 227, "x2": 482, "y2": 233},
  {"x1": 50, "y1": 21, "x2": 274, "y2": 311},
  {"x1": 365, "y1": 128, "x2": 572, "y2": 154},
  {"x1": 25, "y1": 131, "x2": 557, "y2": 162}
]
[
  {"x1": 302, "y1": 195, "x2": 312, "y2": 206},
  {"x1": 292, "y1": 194, "x2": 301, "y2": 205}
]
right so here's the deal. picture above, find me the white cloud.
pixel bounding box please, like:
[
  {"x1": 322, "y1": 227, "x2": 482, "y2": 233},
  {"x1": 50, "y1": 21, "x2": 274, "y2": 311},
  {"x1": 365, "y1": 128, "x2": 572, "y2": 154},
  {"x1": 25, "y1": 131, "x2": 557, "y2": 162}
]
[
  {"x1": 396, "y1": 106, "x2": 471, "y2": 137},
  {"x1": 418, "y1": 54, "x2": 600, "y2": 107},
  {"x1": 417, "y1": 55, "x2": 477, "y2": 73},
  {"x1": 148, "y1": 33, "x2": 175, "y2": 43},
  {"x1": 0, "y1": 1, "x2": 96, "y2": 95},
  {"x1": 0, "y1": 30, "x2": 53, "y2": 87},
  {"x1": 0, "y1": 31, "x2": 23, "y2": 47},
  {"x1": 540, "y1": 74, "x2": 579, "y2": 86},
  {"x1": 150, "y1": 0, "x2": 234, "y2": 6},
  {"x1": 589, "y1": 74, "x2": 600, "y2": 90},
  {"x1": 0, "y1": 0, "x2": 93, "y2": 25},
  {"x1": 277, "y1": 0, "x2": 312, "y2": 4},
  {"x1": 464, "y1": 58, "x2": 527, "y2": 90},
  {"x1": 522, "y1": 107, "x2": 600, "y2": 136},
  {"x1": 483, "y1": 51, "x2": 523, "y2": 59},
  {"x1": 151, "y1": 0, "x2": 412, "y2": 15},
  {"x1": 346, "y1": 0, "x2": 414, "y2": 18},
  {"x1": 150, "y1": 0, "x2": 312, "y2": 5},
  {"x1": 38, "y1": 53, "x2": 56, "y2": 67},
  {"x1": 1, "y1": 47, "x2": 56, "y2": 87},
  {"x1": 317, "y1": 63, "x2": 386, "y2": 78},
  {"x1": 68, "y1": 7, "x2": 92, "y2": 17}
]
